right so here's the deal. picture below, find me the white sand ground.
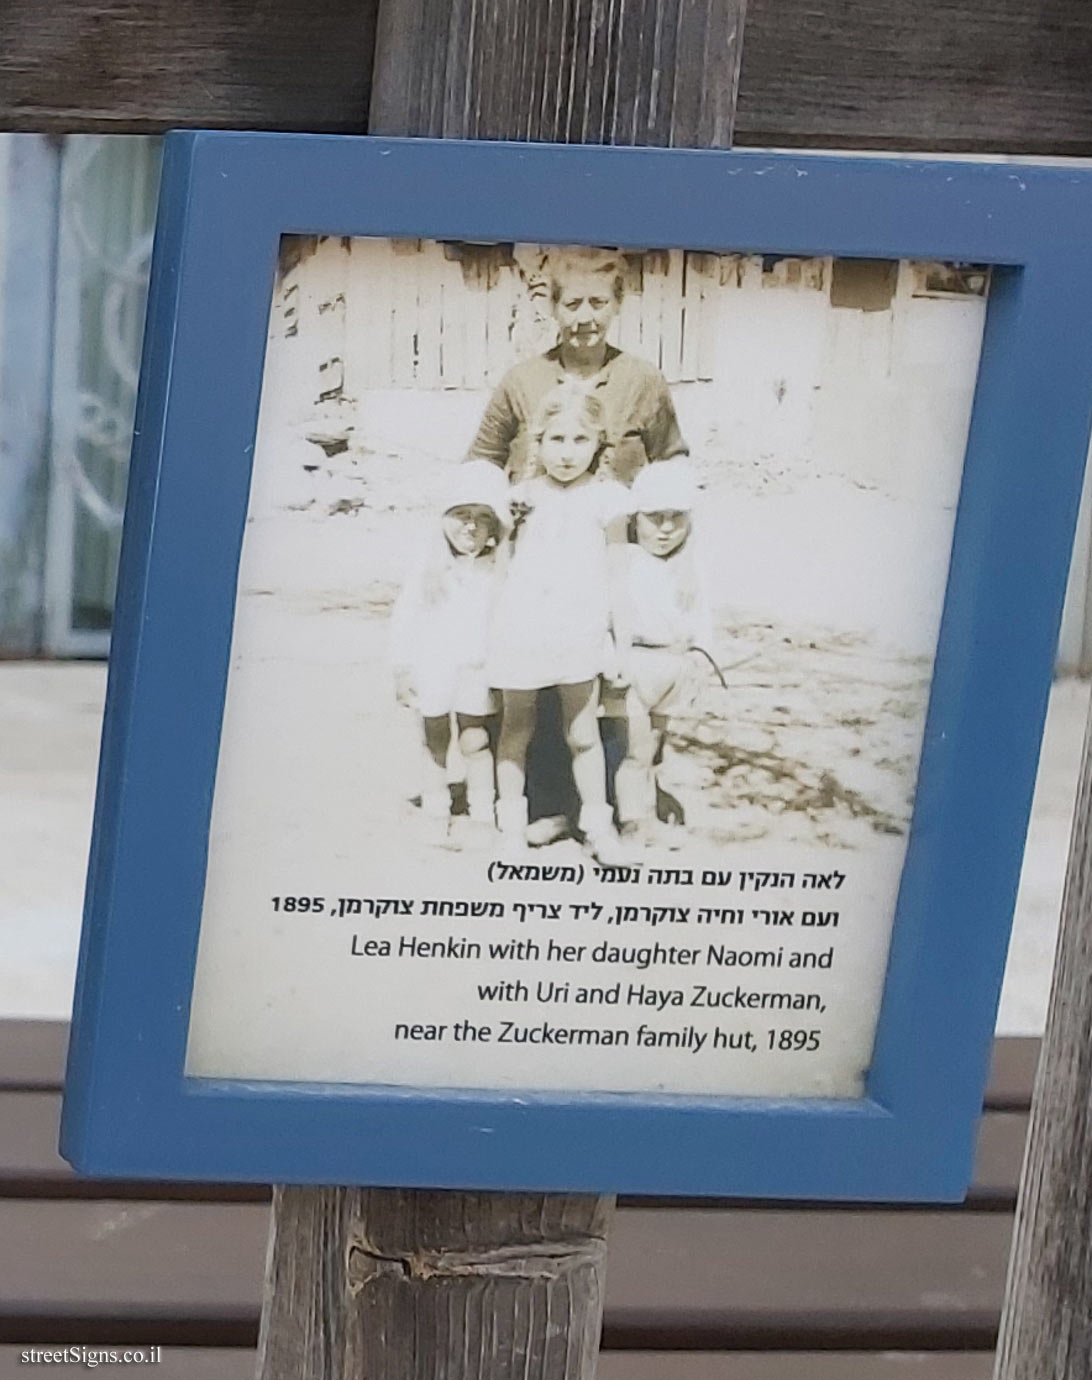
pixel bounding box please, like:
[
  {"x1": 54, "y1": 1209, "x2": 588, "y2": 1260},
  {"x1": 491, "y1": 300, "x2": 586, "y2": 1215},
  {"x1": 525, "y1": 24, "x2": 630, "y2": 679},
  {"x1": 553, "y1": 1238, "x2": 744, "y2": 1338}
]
[{"x1": 0, "y1": 660, "x2": 1086, "y2": 1034}]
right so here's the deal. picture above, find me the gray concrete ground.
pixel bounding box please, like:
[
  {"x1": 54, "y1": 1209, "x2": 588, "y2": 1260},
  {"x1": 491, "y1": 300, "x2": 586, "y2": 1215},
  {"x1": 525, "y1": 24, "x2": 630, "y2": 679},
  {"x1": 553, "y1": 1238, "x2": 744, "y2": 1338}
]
[{"x1": 0, "y1": 662, "x2": 1086, "y2": 1032}]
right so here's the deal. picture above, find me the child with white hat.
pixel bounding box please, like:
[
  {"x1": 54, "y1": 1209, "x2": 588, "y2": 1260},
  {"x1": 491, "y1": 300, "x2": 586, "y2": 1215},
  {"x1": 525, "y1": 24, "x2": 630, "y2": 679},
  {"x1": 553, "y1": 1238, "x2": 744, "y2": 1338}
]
[
  {"x1": 390, "y1": 460, "x2": 511, "y2": 843},
  {"x1": 611, "y1": 458, "x2": 714, "y2": 842}
]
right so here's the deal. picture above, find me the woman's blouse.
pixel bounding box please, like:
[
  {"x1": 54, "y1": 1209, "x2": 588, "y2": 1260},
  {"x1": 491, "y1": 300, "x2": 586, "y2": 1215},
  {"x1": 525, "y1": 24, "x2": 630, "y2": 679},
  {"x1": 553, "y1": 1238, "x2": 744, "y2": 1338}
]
[{"x1": 468, "y1": 345, "x2": 688, "y2": 484}]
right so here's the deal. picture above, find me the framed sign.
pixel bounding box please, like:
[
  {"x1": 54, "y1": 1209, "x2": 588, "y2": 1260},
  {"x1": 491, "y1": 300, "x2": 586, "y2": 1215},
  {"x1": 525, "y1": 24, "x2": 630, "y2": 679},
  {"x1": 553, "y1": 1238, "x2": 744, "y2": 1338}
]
[{"x1": 61, "y1": 133, "x2": 1092, "y2": 1199}]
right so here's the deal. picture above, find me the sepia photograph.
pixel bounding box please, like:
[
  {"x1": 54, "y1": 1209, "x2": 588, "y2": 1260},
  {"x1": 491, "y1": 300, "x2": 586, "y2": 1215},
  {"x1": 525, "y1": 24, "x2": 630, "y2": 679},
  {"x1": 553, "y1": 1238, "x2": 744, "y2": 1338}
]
[
  {"x1": 215, "y1": 236, "x2": 986, "y2": 865},
  {"x1": 183, "y1": 230, "x2": 989, "y2": 1094}
]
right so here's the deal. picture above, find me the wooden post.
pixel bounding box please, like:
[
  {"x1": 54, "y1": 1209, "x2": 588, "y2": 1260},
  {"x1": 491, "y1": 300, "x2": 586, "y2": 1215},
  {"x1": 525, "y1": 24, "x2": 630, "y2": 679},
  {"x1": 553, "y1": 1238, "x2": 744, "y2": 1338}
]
[
  {"x1": 258, "y1": 1189, "x2": 613, "y2": 1376},
  {"x1": 259, "y1": 4, "x2": 747, "y2": 1376},
  {"x1": 994, "y1": 694, "x2": 1092, "y2": 1379}
]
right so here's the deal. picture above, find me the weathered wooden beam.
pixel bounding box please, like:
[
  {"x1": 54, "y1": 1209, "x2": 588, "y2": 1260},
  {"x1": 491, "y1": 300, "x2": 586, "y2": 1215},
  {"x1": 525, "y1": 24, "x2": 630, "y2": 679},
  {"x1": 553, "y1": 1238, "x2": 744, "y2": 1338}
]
[
  {"x1": 737, "y1": 0, "x2": 1092, "y2": 154},
  {"x1": 0, "y1": 0, "x2": 377, "y2": 134},
  {"x1": 993, "y1": 704, "x2": 1092, "y2": 1379},
  {"x1": 3, "y1": 0, "x2": 1092, "y2": 152}
]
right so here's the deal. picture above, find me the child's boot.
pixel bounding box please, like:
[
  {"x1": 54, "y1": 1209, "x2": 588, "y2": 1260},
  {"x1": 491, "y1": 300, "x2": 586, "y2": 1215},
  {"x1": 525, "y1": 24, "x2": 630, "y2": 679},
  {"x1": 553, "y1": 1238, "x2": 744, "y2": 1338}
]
[
  {"x1": 613, "y1": 760, "x2": 653, "y2": 850},
  {"x1": 526, "y1": 813, "x2": 569, "y2": 848},
  {"x1": 580, "y1": 803, "x2": 632, "y2": 867},
  {"x1": 497, "y1": 797, "x2": 529, "y2": 859}
]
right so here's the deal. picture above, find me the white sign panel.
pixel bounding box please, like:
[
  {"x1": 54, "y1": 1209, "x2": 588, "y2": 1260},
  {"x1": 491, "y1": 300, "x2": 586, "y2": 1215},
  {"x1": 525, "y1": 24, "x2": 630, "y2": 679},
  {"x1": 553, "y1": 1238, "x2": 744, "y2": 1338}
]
[{"x1": 184, "y1": 239, "x2": 985, "y2": 1099}]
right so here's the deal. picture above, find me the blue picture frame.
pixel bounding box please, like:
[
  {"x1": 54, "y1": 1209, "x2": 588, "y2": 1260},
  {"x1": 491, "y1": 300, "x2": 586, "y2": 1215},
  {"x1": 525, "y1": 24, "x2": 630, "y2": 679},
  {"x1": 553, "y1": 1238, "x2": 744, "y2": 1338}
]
[{"x1": 60, "y1": 132, "x2": 1092, "y2": 1200}]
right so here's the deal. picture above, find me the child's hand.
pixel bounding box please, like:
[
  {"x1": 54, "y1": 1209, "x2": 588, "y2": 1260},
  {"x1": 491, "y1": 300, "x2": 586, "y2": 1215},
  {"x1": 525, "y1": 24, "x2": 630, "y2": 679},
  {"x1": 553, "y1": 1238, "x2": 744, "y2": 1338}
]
[{"x1": 393, "y1": 668, "x2": 416, "y2": 708}]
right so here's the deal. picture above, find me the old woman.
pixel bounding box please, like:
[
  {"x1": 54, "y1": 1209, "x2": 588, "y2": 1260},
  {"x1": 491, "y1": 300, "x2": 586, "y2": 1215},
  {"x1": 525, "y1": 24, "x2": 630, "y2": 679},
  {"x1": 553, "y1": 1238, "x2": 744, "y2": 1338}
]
[{"x1": 467, "y1": 247, "x2": 688, "y2": 484}]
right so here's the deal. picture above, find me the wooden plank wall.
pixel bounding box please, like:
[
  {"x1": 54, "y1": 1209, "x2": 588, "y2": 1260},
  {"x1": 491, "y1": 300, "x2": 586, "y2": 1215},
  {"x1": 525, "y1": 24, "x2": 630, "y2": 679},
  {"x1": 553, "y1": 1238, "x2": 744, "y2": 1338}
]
[
  {"x1": 2, "y1": 0, "x2": 1091, "y2": 153},
  {"x1": 286, "y1": 239, "x2": 726, "y2": 393},
  {"x1": 280, "y1": 238, "x2": 987, "y2": 404}
]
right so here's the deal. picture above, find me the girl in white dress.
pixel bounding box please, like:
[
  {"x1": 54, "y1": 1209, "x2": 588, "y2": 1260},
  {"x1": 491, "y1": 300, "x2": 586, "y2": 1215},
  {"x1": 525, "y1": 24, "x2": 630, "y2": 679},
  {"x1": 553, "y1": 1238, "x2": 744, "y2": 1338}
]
[
  {"x1": 390, "y1": 461, "x2": 511, "y2": 841},
  {"x1": 489, "y1": 381, "x2": 630, "y2": 862}
]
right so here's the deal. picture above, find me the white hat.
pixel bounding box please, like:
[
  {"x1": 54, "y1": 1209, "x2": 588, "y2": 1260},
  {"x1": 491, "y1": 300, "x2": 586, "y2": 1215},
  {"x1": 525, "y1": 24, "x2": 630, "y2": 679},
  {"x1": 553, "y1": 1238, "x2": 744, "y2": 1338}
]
[
  {"x1": 437, "y1": 460, "x2": 512, "y2": 530},
  {"x1": 630, "y1": 459, "x2": 701, "y2": 512}
]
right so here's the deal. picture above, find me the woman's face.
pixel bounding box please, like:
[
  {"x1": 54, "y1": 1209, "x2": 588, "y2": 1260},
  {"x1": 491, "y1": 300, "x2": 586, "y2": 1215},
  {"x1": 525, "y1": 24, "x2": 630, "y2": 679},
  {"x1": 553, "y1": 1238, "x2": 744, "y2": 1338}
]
[
  {"x1": 552, "y1": 271, "x2": 620, "y2": 352},
  {"x1": 442, "y1": 504, "x2": 495, "y2": 555},
  {"x1": 538, "y1": 412, "x2": 600, "y2": 484},
  {"x1": 635, "y1": 509, "x2": 691, "y2": 557}
]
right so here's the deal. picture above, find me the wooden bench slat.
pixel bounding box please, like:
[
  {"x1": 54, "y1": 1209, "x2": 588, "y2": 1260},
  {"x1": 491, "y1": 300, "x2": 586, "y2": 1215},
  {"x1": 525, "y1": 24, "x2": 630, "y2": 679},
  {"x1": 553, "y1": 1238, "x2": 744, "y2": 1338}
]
[
  {"x1": 983, "y1": 1038, "x2": 1040, "y2": 1111},
  {"x1": 0, "y1": 1092, "x2": 268, "y2": 1201},
  {"x1": 0, "y1": 1091, "x2": 1027, "y2": 1208},
  {"x1": 619, "y1": 1110, "x2": 1026, "y2": 1211},
  {"x1": 598, "y1": 1355, "x2": 995, "y2": 1379},
  {"x1": 0, "y1": 1347, "x2": 252, "y2": 1379},
  {"x1": 0, "y1": 1201, "x2": 265, "y2": 1319},
  {"x1": 0, "y1": 1022, "x2": 68, "y2": 1091},
  {"x1": 0, "y1": 1021, "x2": 1040, "y2": 1106},
  {"x1": 0, "y1": 1199, "x2": 1011, "y2": 1348},
  {"x1": 0, "y1": 1346, "x2": 995, "y2": 1378},
  {"x1": 970, "y1": 1111, "x2": 1026, "y2": 1204},
  {"x1": 605, "y1": 1208, "x2": 1009, "y2": 1349}
]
